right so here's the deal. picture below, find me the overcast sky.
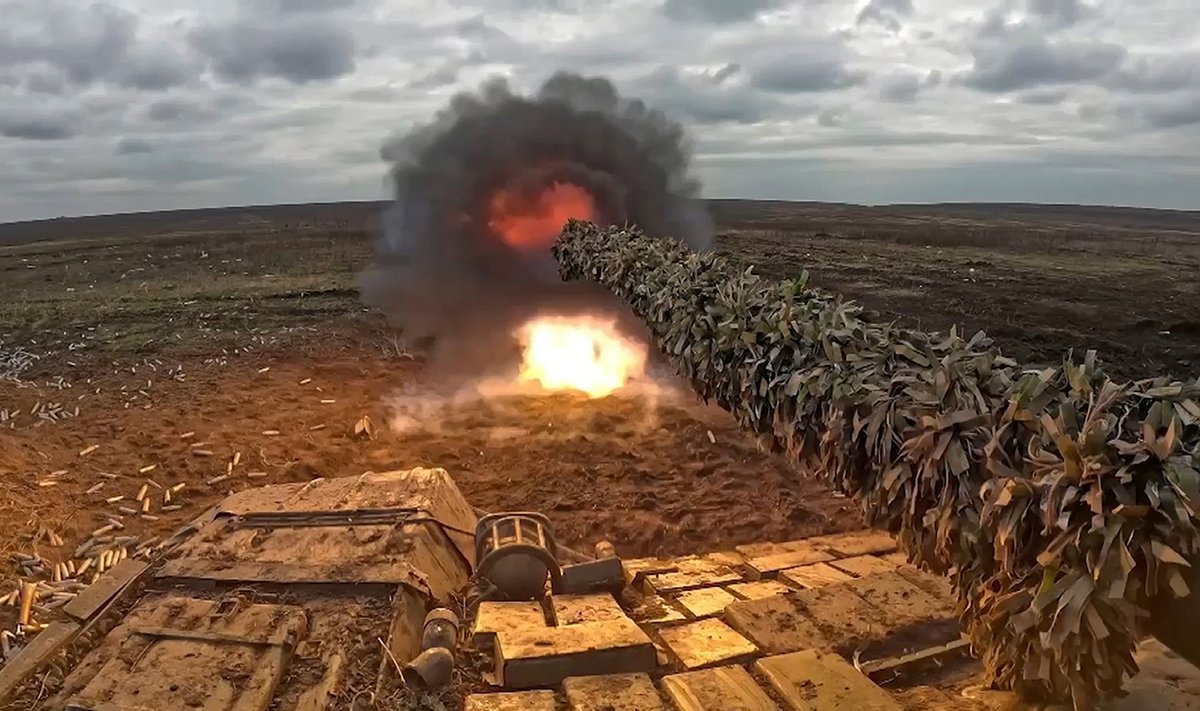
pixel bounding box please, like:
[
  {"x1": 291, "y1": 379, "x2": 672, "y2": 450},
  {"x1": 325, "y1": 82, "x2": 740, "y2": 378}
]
[{"x1": 2, "y1": 0, "x2": 1198, "y2": 222}]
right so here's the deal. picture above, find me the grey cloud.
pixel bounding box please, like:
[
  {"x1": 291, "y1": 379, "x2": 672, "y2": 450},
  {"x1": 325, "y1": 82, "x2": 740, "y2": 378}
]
[
  {"x1": 0, "y1": 2, "x2": 201, "y2": 92},
  {"x1": 818, "y1": 108, "x2": 846, "y2": 127},
  {"x1": 1076, "y1": 101, "x2": 1136, "y2": 125},
  {"x1": 761, "y1": 130, "x2": 1043, "y2": 152},
  {"x1": 976, "y1": 10, "x2": 1018, "y2": 39},
  {"x1": 878, "y1": 72, "x2": 922, "y2": 102},
  {"x1": 270, "y1": 0, "x2": 359, "y2": 12},
  {"x1": 749, "y1": 51, "x2": 867, "y2": 93},
  {"x1": 0, "y1": 114, "x2": 77, "y2": 140},
  {"x1": 25, "y1": 68, "x2": 67, "y2": 95},
  {"x1": 189, "y1": 17, "x2": 357, "y2": 84},
  {"x1": 407, "y1": 64, "x2": 461, "y2": 90},
  {"x1": 712, "y1": 64, "x2": 740, "y2": 83},
  {"x1": 482, "y1": 0, "x2": 592, "y2": 10},
  {"x1": 115, "y1": 137, "x2": 153, "y2": 154},
  {"x1": 1028, "y1": 0, "x2": 1092, "y2": 29},
  {"x1": 346, "y1": 85, "x2": 405, "y2": 102},
  {"x1": 868, "y1": 0, "x2": 913, "y2": 13},
  {"x1": 406, "y1": 50, "x2": 486, "y2": 91},
  {"x1": 118, "y1": 48, "x2": 199, "y2": 90},
  {"x1": 454, "y1": 16, "x2": 514, "y2": 43},
  {"x1": 532, "y1": 37, "x2": 646, "y2": 73},
  {"x1": 962, "y1": 37, "x2": 1126, "y2": 92},
  {"x1": 1143, "y1": 95, "x2": 1200, "y2": 129},
  {"x1": 661, "y1": 0, "x2": 784, "y2": 23},
  {"x1": 245, "y1": 106, "x2": 339, "y2": 130},
  {"x1": 118, "y1": 153, "x2": 240, "y2": 185},
  {"x1": 632, "y1": 65, "x2": 784, "y2": 124},
  {"x1": 857, "y1": 0, "x2": 914, "y2": 32},
  {"x1": 1106, "y1": 54, "x2": 1200, "y2": 93},
  {"x1": 146, "y1": 97, "x2": 215, "y2": 122},
  {"x1": 1020, "y1": 88, "x2": 1069, "y2": 104},
  {"x1": 335, "y1": 147, "x2": 379, "y2": 164},
  {"x1": 0, "y1": 1, "x2": 136, "y2": 85}
]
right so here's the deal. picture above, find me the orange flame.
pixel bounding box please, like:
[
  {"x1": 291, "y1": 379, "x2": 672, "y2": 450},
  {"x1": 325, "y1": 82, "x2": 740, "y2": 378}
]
[
  {"x1": 515, "y1": 314, "x2": 646, "y2": 398},
  {"x1": 488, "y1": 182, "x2": 596, "y2": 251}
]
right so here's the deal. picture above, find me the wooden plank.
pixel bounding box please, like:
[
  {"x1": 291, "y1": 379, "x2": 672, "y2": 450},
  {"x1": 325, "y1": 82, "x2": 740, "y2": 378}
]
[
  {"x1": 806, "y1": 530, "x2": 897, "y2": 558},
  {"x1": 780, "y1": 562, "x2": 855, "y2": 589},
  {"x1": 788, "y1": 583, "x2": 895, "y2": 650},
  {"x1": 728, "y1": 580, "x2": 794, "y2": 600},
  {"x1": 673, "y1": 587, "x2": 740, "y2": 619},
  {"x1": 744, "y1": 546, "x2": 835, "y2": 577},
  {"x1": 756, "y1": 649, "x2": 901, "y2": 710},
  {"x1": 828, "y1": 555, "x2": 901, "y2": 579},
  {"x1": 465, "y1": 691, "x2": 556, "y2": 711},
  {"x1": 840, "y1": 572, "x2": 955, "y2": 628},
  {"x1": 63, "y1": 559, "x2": 149, "y2": 621},
  {"x1": 563, "y1": 673, "x2": 666, "y2": 710},
  {"x1": 661, "y1": 666, "x2": 776, "y2": 710},
  {"x1": 497, "y1": 617, "x2": 656, "y2": 689},
  {"x1": 644, "y1": 558, "x2": 743, "y2": 594},
  {"x1": 549, "y1": 594, "x2": 627, "y2": 626},
  {"x1": 858, "y1": 639, "x2": 970, "y2": 676},
  {"x1": 473, "y1": 601, "x2": 547, "y2": 650},
  {"x1": 704, "y1": 551, "x2": 747, "y2": 570},
  {"x1": 657, "y1": 618, "x2": 758, "y2": 670},
  {"x1": 626, "y1": 594, "x2": 687, "y2": 625},
  {"x1": 736, "y1": 539, "x2": 819, "y2": 559},
  {"x1": 0, "y1": 622, "x2": 81, "y2": 700},
  {"x1": 723, "y1": 594, "x2": 831, "y2": 656}
]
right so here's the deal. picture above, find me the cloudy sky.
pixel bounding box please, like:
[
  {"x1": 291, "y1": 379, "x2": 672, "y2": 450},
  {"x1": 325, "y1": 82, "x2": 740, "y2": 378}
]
[{"x1": 2, "y1": 0, "x2": 1198, "y2": 222}]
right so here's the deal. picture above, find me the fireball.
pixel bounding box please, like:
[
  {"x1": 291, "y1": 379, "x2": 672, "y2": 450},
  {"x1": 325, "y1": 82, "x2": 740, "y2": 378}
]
[
  {"x1": 515, "y1": 314, "x2": 647, "y2": 398},
  {"x1": 488, "y1": 181, "x2": 596, "y2": 251}
]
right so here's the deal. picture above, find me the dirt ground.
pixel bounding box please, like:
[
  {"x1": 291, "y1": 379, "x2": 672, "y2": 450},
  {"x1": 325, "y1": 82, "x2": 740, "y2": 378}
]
[{"x1": 2, "y1": 200, "x2": 1199, "y2": 638}]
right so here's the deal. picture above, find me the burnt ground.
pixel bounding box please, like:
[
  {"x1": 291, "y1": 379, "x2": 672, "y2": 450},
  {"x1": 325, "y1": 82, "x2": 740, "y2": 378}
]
[{"x1": 1, "y1": 199, "x2": 1199, "y2": 637}]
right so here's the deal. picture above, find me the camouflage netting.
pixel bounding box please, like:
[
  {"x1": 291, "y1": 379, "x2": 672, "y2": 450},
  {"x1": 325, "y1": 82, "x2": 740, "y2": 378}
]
[{"x1": 553, "y1": 221, "x2": 1200, "y2": 709}]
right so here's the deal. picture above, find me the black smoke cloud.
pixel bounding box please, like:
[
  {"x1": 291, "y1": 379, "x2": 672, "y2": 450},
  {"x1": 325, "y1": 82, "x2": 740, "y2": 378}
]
[{"x1": 360, "y1": 71, "x2": 712, "y2": 378}]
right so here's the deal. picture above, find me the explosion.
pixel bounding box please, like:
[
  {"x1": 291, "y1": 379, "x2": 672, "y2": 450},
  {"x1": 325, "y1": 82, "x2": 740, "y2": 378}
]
[
  {"x1": 488, "y1": 182, "x2": 597, "y2": 251},
  {"x1": 515, "y1": 314, "x2": 647, "y2": 398},
  {"x1": 360, "y1": 71, "x2": 712, "y2": 381}
]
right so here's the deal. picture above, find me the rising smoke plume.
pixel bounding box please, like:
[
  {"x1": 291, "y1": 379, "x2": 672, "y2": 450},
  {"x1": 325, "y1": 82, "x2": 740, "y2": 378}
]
[{"x1": 360, "y1": 71, "x2": 713, "y2": 380}]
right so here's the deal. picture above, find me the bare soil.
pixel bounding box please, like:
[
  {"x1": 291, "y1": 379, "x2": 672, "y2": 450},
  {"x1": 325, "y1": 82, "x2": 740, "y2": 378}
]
[{"x1": 2, "y1": 199, "x2": 1198, "y2": 639}]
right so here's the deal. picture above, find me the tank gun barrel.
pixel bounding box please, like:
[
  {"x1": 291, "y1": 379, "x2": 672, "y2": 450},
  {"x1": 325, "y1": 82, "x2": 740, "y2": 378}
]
[{"x1": 553, "y1": 219, "x2": 1200, "y2": 708}]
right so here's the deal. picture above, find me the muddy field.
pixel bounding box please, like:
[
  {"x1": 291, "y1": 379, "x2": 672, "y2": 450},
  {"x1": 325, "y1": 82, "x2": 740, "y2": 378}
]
[{"x1": 2, "y1": 199, "x2": 1199, "y2": 634}]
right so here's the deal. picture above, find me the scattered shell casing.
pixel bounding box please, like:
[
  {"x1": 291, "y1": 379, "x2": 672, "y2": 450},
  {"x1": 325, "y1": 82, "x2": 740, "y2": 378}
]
[{"x1": 18, "y1": 582, "x2": 37, "y2": 626}]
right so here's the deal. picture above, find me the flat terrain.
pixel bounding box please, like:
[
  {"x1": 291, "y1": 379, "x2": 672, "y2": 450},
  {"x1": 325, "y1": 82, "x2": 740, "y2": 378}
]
[{"x1": 2, "y1": 199, "x2": 1199, "y2": 633}]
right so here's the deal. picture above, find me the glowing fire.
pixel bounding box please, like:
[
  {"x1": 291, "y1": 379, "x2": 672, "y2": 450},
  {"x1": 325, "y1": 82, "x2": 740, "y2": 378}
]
[
  {"x1": 516, "y1": 315, "x2": 647, "y2": 398},
  {"x1": 488, "y1": 182, "x2": 596, "y2": 251}
]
